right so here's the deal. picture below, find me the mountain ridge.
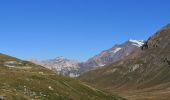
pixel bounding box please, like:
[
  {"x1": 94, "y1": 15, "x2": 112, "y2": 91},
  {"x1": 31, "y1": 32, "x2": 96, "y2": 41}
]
[
  {"x1": 30, "y1": 40, "x2": 144, "y2": 77},
  {"x1": 79, "y1": 24, "x2": 170, "y2": 100}
]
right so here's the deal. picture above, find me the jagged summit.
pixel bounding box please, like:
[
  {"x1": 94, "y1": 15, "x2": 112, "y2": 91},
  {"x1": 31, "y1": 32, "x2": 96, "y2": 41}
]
[{"x1": 31, "y1": 56, "x2": 80, "y2": 77}]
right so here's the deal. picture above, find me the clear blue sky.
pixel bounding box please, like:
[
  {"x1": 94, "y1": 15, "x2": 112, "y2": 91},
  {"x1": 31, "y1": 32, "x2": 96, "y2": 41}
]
[{"x1": 0, "y1": 0, "x2": 170, "y2": 61}]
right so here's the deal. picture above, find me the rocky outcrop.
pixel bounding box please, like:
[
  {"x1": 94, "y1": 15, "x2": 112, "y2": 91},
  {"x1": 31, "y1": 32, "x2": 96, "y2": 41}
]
[
  {"x1": 163, "y1": 57, "x2": 170, "y2": 67},
  {"x1": 142, "y1": 24, "x2": 170, "y2": 50}
]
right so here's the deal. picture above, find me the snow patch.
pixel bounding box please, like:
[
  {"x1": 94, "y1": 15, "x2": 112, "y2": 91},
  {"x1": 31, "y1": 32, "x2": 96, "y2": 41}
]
[
  {"x1": 111, "y1": 48, "x2": 122, "y2": 53},
  {"x1": 129, "y1": 40, "x2": 144, "y2": 47}
]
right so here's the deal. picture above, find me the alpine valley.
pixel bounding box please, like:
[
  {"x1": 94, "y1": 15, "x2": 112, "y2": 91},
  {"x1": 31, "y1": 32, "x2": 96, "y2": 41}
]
[{"x1": 1, "y1": 24, "x2": 170, "y2": 100}]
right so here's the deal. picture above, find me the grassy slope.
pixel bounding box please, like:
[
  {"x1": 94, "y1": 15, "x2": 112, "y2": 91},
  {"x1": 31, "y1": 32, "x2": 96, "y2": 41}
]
[
  {"x1": 79, "y1": 24, "x2": 170, "y2": 100},
  {"x1": 0, "y1": 53, "x2": 125, "y2": 100}
]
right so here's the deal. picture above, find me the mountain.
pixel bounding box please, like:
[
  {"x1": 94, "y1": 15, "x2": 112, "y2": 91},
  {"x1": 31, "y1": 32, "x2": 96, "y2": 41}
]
[
  {"x1": 31, "y1": 40, "x2": 144, "y2": 77},
  {"x1": 0, "y1": 53, "x2": 125, "y2": 100},
  {"x1": 85, "y1": 40, "x2": 144, "y2": 67},
  {"x1": 31, "y1": 57, "x2": 80, "y2": 77},
  {"x1": 79, "y1": 24, "x2": 170, "y2": 100},
  {"x1": 80, "y1": 40, "x2": 144, "y2": 72}
]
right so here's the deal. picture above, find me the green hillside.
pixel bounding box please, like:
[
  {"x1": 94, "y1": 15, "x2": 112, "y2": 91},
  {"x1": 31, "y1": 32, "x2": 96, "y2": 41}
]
[
  {"x1": 79, "y1": 24, "x2": 170, "y2": 100},
  {"x1": 0, "y1": 53, "x2": 125, "y2": 100}
]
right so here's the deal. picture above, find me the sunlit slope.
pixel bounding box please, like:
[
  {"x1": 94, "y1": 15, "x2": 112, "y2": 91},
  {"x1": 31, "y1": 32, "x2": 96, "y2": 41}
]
[{"x1": 0, "y1": 53, "x2": 125, "y2": 100}]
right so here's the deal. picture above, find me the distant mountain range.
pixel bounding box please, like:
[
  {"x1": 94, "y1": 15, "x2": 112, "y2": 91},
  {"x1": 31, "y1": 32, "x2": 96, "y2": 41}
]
[
  {"x1": 30, "y1": 57, "x2": 80, "y2": 77},
  {"x1": 30, "y1": 40, "x2": 144, "y2": 77}
]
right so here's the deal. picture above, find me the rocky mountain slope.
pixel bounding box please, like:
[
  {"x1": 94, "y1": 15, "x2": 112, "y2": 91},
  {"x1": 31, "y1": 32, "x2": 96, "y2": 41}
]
[
  {"x1": 0, "y1": 53, "x2": 125, "y2": 100},
  {"x1": 31, "y1": 40, "x2": 144, "y2": 77},
  {"x1": 31, "y1": 57, "x2": 80, "y2": 77},
  {"x1": 80, "y1": 40, "x2": 144, "y2": 73},
  {"x1": 85, "y1": 40, "x2": 144, "y2": 67},
  {"x1": 79, "y1": 24, "x2": 170, "y2": 100}
]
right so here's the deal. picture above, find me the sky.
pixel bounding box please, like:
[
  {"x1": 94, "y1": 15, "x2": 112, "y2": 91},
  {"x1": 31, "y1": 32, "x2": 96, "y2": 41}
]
[{"x1": 0, "y1": 0, "x2": 170, "y2": 61}]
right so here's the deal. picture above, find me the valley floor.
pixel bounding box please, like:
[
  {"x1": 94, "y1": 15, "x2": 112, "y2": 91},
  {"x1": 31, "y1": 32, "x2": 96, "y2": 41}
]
[
  {"x1": 114, "y1": 89, "x2": 170, "y2": 100},
  {"x1": 110, "y1": 84, "x2": 170, "y2": 100}
]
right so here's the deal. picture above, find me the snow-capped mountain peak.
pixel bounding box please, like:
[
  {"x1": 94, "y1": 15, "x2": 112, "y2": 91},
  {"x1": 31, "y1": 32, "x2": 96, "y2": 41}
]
[{"x1": 81, "y1": 40, "x2": 144, "y2": 71}]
